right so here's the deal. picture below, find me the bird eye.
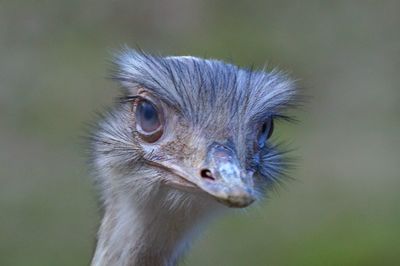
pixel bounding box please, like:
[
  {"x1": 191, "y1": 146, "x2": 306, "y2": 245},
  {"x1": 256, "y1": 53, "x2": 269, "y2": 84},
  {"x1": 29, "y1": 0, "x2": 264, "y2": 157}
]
[
  {"x1": 135, "y1": 99, "x2": 163, "y2": 143},
  {"x1": 257, "y1": 118, "x2": 274, "y2": 148}
]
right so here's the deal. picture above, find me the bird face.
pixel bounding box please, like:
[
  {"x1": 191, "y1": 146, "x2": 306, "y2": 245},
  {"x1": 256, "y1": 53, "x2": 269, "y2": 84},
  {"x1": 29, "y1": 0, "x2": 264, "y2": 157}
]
[
  {"x1": 93, "y1": 50, "x2": 297, "y2": 209},
  {"x1": 127, "y1": 87, "x2": 276, "y2": 208}
]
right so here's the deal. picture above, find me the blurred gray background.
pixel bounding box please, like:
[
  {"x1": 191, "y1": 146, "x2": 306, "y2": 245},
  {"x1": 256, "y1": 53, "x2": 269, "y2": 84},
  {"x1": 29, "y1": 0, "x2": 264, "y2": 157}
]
[{"x1": 1, "y1": 1, "x2": 399, "y2": 265}]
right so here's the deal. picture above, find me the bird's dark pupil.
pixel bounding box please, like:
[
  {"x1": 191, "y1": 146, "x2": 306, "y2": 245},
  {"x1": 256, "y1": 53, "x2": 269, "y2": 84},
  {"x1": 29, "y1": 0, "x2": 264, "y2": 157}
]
[
  {"x1": 137, "y1": 100, "x2": 160, "y2": 132},
  {"x1": 258, "y1": 119, "x2": 274, "y2": 148},
  {"x1": 143, "y1": 103, "x2": 156, "y2": 121},
  {"x1": 261, "y1": 123, "x2": 267, "y2": 134}
]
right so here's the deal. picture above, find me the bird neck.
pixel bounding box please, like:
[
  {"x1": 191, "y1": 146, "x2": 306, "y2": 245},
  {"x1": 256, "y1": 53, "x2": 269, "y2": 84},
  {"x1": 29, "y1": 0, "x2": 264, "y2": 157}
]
[{"x1": 91, "y1": 188, "x2": 216, "y2": 266}]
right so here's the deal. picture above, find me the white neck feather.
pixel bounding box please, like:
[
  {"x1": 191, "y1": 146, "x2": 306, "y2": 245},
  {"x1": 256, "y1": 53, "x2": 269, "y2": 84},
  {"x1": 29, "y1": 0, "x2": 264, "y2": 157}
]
[{"x1": 91, "y1": 184, "x2": 219, "y2": 266}]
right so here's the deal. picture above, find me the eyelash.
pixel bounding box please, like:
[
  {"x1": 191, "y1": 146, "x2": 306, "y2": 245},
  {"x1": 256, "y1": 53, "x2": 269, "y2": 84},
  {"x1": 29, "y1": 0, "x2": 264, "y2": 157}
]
[{"x1": 119, "y1": 95, "x2": 142, "y2": 103}]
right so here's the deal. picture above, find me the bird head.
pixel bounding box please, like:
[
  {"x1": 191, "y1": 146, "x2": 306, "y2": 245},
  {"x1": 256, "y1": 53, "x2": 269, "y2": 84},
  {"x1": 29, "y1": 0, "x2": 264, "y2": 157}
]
[{"x1": 92, "y1": 50, "x2": 297, "y2": 209}]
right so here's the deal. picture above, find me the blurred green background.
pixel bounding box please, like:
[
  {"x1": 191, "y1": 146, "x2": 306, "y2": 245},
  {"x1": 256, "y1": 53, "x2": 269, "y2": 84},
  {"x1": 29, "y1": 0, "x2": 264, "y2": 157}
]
[{"x1": 1, "y1": 0, "x2": 399, "y2": 265}]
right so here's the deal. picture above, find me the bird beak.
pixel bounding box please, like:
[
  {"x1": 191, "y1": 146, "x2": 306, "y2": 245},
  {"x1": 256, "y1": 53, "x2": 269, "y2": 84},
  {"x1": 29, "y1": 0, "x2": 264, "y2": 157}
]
[
  {"x1": 157, "y1": 142, "x2": 256, "y2": 208},
  {"x1": 194, "y1": 143, "x2": 256, "y2": 208}
]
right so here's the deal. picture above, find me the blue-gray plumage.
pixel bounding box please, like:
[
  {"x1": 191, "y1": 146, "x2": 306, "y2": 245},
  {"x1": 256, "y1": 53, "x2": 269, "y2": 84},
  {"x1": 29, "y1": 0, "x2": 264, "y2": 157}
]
[{"x1": 90, "y1": 48, "x2": 298, "y2": 266}]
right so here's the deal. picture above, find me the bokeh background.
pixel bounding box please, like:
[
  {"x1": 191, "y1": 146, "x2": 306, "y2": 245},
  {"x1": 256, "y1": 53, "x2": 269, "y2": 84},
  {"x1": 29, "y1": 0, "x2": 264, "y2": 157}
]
[{"x1": 1, "y1": 1, "x2": 399, "y2": 265}]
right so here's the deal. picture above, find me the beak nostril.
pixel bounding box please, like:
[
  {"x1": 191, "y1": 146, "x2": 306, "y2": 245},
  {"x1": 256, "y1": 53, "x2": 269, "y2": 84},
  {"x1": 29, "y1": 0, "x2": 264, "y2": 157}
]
[{"x1": 200, "y1": 169, "x2": 215, "y2": 180}]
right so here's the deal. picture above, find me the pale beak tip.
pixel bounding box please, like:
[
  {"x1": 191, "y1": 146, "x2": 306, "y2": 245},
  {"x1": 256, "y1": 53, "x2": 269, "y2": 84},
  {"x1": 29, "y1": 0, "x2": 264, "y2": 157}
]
[{"x1": 214, "y1": 187, "x2": 256, "y2": 208}]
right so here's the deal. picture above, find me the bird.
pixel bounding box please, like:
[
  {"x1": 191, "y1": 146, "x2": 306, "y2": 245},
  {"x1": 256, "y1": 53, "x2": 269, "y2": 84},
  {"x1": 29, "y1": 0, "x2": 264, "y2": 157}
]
[{"x1": 89, "y1": 48, "x2": 298, "y2": 266}]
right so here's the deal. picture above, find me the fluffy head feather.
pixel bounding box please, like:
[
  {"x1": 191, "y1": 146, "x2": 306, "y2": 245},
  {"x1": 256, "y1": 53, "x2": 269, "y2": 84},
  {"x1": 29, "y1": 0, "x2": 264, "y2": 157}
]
[{"x1": 89, "y1": 48, "x2": 299, "y2": 266}]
